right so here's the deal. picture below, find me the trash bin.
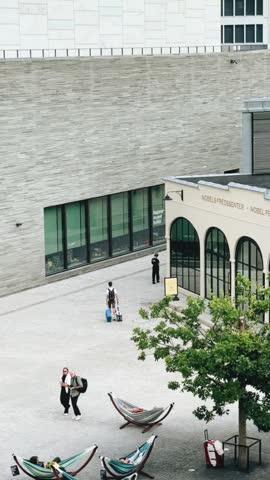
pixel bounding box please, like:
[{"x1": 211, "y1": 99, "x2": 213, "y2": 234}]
[{"x1": 203, "y1": 429, "x2": 224, "y2": 468}]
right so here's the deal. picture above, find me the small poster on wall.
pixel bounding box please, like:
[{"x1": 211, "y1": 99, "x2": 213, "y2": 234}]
[{"x1": 153, "y1": 209, "x2": 164, "y2": 226}]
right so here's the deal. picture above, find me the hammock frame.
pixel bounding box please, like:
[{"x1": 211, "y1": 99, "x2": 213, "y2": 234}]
[
  {"x1": 12, "y1": 445, "x2": 98, "y2": 480},
  {"x1": 108, "y1": 392, "x2": 174, "y2": 433},
  {"x1": 100, "y1": 435, "x2": 157, "y2": 480}
]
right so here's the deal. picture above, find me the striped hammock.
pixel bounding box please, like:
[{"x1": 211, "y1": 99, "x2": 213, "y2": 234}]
[
  {"x1": 17, "y1": 446, "x2": 97, "y2": 479},
  {"x1": 113, "y1": 397, "x2": 167, "y2": 424},
  {"x1": 100, "y1": 435, "x2": 157, "y2": 477}
]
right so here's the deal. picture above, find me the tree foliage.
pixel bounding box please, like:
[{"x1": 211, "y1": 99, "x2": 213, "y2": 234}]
[{"x1": 132, "y1": 276, "x2": 270, "y2": 431}]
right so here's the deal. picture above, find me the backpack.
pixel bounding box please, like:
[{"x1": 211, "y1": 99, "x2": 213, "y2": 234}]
[
  {"x1": 108, "y1": 288, "x2": 115, "y2": 302},
  {"x1": 77, "y1": 376, "x2": 88, "y2": 394}
]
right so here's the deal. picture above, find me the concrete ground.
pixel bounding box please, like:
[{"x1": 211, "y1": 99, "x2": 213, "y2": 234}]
[{"x1": 2, "y1": 251, "x2": 270, "y2": 480}]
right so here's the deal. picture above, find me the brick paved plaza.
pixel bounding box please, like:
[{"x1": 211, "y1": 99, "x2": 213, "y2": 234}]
[{"x1": 2, "y1": 252, "x2": 270, "y2": 480}]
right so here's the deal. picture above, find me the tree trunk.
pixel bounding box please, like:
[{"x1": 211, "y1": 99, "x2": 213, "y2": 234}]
[{"x1": 238, "y1": 397, "x2": 247, "y2": 470}]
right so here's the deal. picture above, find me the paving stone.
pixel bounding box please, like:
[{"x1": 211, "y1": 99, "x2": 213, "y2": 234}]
[{"x1": 2, "y1": 252, "x2": 270, "y2": 479}]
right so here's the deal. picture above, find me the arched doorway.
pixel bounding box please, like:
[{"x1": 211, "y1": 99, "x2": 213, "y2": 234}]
[
  {"x1": 236, "y1": 237, "x2": 263, "y2": 286},
  {"x1": 170, "y1": 217, "x2": 200, "y2": 294},
  {"x1": 205, "y1": 227, "x2": 230, "y2": 299}
]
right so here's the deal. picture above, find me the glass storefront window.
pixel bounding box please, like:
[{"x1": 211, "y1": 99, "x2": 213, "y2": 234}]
[
  {"x1": 236, "y1": 237, "x2": 263, "y2": 284},
  {"x1": 151, "y1": 184, "x2": 165, "y2": 245},
  {"x1": 89, "y1": 196, "x2": 109, "y2": 262},
  {"x1": 44, "y1": 206, "x2": 64, "y2": 275},
  {"x1": 236, "y1": 237, "x2": 264, "y2": 320},
  {"x1": 66, "y1": 201, "x2": 87, "y2": 268},
  {"x1": 111, "y1": 192, "x2": 130, "y2": 256},
  {"x1": 44, "y1": 184, "x2": 165, "y2": 276},
  {"x1": 132, "y1": 188, "x2": 150, "y2": 250},
  {"x1": 205, "y1": 228, "x2": 230, "y2": 299},
  {"x1": 170, "y1": 217, "x2": 200, "y2": 295}
]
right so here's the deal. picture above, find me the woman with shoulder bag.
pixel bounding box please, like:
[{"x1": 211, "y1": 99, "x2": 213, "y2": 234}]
[{"x1": 69, "y1": 371, "x2": 83, "y2": 421}]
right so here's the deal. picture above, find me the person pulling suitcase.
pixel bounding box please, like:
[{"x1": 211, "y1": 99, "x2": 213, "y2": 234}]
[{"x1": 106, "y1": 281, "x2": 119, "y2": 321}]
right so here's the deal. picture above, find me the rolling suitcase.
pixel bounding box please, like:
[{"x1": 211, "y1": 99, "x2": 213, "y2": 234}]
[
  {"x1": 116, "y1": 306, "x2": 123, "y2": 322},
  {"x1": 204, "y1": 430, "x2": 224, "y2": 468},
  {"x1": 105, "y1": 308, "x2": 112, "y2": 322}
]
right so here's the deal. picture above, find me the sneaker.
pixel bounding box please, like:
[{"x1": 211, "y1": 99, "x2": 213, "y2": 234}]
[
  {"x1": 64, "y1": 413, "x2": 68, "y2": 416},
  {"x1": 72, "y1": 415, "x2": 76, "y2": 420},
  {"x1": 75, "y1": 415, "x2": 81, "y2": 421}
]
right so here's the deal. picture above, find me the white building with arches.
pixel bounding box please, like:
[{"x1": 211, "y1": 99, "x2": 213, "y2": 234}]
[
  {"x1": 165, "y1": 173, "x2": 270, "y2": 318},
  {"x1": 165, "y1": 97, "x2": 270, "y2": 315}
]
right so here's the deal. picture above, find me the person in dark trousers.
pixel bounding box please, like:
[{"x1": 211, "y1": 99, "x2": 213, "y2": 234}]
[
  {"x1": 69, "y1": 371, "x2": 83, "y2": 421},
  {"x1": 151, "y1": 253, "x2": 160, "y2": 284},
  {"x1": 59, "y1": 367, "x2": 71, "y2": 415},
  {"x1": 106, "y1": 281, "x2": 119, "y2": 319}
]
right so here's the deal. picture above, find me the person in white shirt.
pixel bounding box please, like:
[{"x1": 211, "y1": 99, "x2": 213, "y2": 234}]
[
  {"x1": 106, "y1": 281, "x2": 119, "y2": 318},
  {"x1": 59, "y1": 367, "x2": 71, "y2": 415}
]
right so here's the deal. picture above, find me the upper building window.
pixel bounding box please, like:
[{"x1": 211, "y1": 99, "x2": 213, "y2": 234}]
[
  {"x1": 221, "y1": 0, "x2": 263, "y2": 15},
  {"x1": 257, "y1": 0, "x2": 263, "y2": 14},
  {"x1": 224, "y1": 25, "x2": 234, "y2": 42},
  {"x1": 224, "y1": 0, "x2": 233, "y2": 15},
  {"x1": 246, "y1": 24, "x2": 255, "y2": 42},
  {"x1": 235, "y1": 24, "x2": 244, "y2": 42},
  {"x1": 222, "y1": 23, "x2": 263, "y2": 42},
  {"x1": 235, "y1": 0, "x2": 244, "y2": 15},
  {"x1": 256, "y1": 24, "x2": 263, "y2": 42},
  {"x1": 246, "y1": 0, "x2": 255, "y2": 15}
]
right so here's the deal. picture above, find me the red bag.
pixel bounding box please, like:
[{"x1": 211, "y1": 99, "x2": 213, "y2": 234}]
[{"x1": 204, "y1": 430, "x2": 224, "y2": 468}]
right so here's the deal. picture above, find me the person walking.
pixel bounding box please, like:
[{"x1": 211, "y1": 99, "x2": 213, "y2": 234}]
[
  {"x1": 69, "y1": 371, "x2": 83, "y2": 421},
  {"x1": 151, "y1": 253, "x2": 160, "y2": 284},
  {"x1": 106, "y1": 281, "x2": 119, "y2": 319},
  {"x1": 60, "y1": 367, "x2": 71, "y2": 415}
]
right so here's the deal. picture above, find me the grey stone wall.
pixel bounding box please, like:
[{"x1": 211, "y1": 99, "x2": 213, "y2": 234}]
[{"x1": 1, "y1": 51, "x2": 270, "y2": 296}]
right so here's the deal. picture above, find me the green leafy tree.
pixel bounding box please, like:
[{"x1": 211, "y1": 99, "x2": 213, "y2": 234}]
[{"x1": 132, "y1": 276, "x2": 270, "y2": 470}]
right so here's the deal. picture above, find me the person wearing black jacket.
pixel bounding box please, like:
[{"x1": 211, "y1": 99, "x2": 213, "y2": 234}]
[
  {"x1": 60, "y1": 367, "x2": 71, "y2": 415},
  {"x1": 151, "y1": 253, "x2": 160, "y2": 284}
]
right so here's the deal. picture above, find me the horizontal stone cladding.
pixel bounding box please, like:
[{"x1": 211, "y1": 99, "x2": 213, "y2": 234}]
[{"x1": 1, "y1": 51, "x2": 270, "y2": 296}]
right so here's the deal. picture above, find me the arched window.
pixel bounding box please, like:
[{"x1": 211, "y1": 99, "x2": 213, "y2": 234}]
[
  {"x1": 205, "y1": 228, "x2": 230, "y2": 299},
  {"x1": 170, "y1": 218, "x2": 200, "y2": 294},
  {"x1": 236, "y1": 237, "x2": 263, "y2": 287}
]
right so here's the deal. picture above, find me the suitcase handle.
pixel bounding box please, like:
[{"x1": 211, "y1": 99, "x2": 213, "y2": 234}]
[{"x1": 204, "y1": 429, "x2": 209, "y2": 441}]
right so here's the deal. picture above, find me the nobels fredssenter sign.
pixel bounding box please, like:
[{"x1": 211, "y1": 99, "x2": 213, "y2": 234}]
[{"x1": 201, "y1": 195, "x2": 270, "y2": 217}]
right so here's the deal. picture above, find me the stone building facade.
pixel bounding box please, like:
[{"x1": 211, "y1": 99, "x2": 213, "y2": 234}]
[{"x1": 1, "y1": 49, "x2": 270, "y2": 296}]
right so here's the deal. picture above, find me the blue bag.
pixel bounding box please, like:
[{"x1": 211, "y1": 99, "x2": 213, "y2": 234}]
[{"x1": 106, "y1": 308, "x2": 112, "y2": 322}]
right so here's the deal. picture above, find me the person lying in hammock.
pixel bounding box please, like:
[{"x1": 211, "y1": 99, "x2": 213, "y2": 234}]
[
  {"x1": 119, "y1": 449, "x2": 144, "y2": 466},
  {"x1": 120, "y1": 458, "x2": 132, "y2": 464},
  {"x1": 29, "y1": 456, "x2": 66, "y2": 472}
]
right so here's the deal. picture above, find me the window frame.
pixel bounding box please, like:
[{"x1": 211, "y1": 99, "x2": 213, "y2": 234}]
[
  {"x1": 221, "y1": 0, "x2": 263, "y2": 16},
  {"x1": 44, "y1": 184, "x2": 166, "y2": 276},
  {"x1": 170, "y1": 217, "x2": 200, "y2": 295},
  {"x1": 205, "y1": 227, "x2": 231, "y2": 299}
]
